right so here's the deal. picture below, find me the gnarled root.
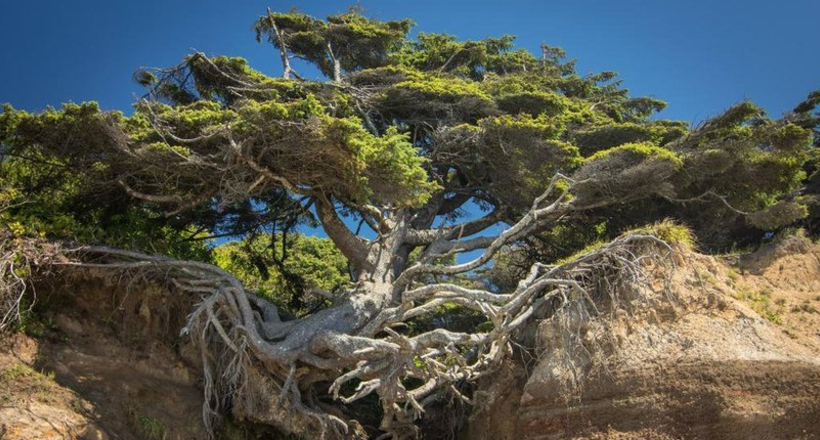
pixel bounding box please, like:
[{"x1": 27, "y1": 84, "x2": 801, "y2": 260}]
[
  {"x1": 0, "y1": 231, "x2": 65, "y2": 332},
  {"x1": 29, "y1": 233, "x2": 675, "y2": 440}
]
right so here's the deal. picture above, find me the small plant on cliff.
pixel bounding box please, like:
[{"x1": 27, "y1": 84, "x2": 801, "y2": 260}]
[
  {"x1": 737, "y1": 288, "x2": 782, "y2": 324},
  {"x1": 136, "y1": 416, "x2": 167, "y2": 440}
]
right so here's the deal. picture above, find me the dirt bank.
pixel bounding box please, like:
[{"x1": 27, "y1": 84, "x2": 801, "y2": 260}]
[
  {"x1": 2, "y1": 239, "x2": 820, "y2": 439},
  {"x1": 0, "y1": 270, "x2": 205, "y2": 440},
  {"x1": 467, "y1": 239, "x2": 820, "y2": 440}
]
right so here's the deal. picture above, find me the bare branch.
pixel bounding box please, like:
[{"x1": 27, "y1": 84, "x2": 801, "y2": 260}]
[
  {"x1": 326, "y1": 42, "x2": 342, "y2": 82},
  {"x1": 266, "y1": 7, "x2": 295, "y2": 80},
  {"x1": 405, "y1": 208, "x2": 506, "y2": 245},
  {"x1": 664, "y1": 190, "x2": 751, "y2": 216},
  {"x1": 314, "y1": 194, "x2": 370, "y2": 270},
  {"x1": 397, "y1": 173, "x2": 573, "y2": 287}
]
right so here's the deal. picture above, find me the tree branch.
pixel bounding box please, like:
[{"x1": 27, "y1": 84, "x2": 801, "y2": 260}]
[
  {"x1": 326, "y1": 42, "x2": 342, "y2": 82},
  {"x1": 664, "y1": 190, "x2": 751, "y2": 216},
  {"x1": 437, "y1": 192, "x2": 472, "y2": 215},
  {"x1": 314, "y1": 194, "x2": 369, "y2": 270},
  {"x1": 266, "y1": 7, "x2": 295, "y2": 80},
  {"x1": 396, "y1": 174, "x2": 572, "y2": 287},
  {"x1": 405, "y1": 208, "x2": 506, "y2": 245}
]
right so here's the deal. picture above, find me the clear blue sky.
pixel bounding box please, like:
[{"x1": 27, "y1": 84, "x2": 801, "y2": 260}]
[{"x1": 2, "y1": 0, "x2": 819, "y2": 123}]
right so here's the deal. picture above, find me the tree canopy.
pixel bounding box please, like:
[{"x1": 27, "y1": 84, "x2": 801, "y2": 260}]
[{"x1": 1, "y1": 6, "x2": 819, "y2": 440}]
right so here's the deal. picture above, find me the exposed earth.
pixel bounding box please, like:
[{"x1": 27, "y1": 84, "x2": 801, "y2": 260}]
[
  {"x1": 0, "y1": 271, "x2": 205, "y2": 440},
  {"x1": 2, "y1": 238, "x2": 820, "y2": 439},
  {"x1": 467, "y1": 237, "x2": 820, "y2": 440}
]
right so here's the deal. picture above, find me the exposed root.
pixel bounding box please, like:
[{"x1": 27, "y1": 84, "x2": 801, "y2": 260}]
[
  {"x1": 2, "y1": 232, "x2": 672, "y2": 439},
  {"x1": 0, "y1": 201, "x2": 677, "y2": 440},
  {"x1": 533, "y1": 238, "x2": 678, "y2": 404},
  {"x1": 0, "y1": 231, "x2": 64, "y2": 333}
]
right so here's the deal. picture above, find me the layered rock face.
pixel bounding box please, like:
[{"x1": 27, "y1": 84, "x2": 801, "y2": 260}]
[{"x1": 467, "y1": 241, "x2": 820, "y2": 440}]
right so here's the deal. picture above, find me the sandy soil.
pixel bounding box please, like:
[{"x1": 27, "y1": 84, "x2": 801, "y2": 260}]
[
  {"x1": 466, "y1": 238, "x2": 820, "y2": 440},
  {"x1": 0, "y1": 272, "x2": 205, "y2": 440},
  {"x1": 2, "y1": 238, "x2": 819, "y2": 440}
]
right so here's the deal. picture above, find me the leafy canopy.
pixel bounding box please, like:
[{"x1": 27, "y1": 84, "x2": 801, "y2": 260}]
[{"x1": 1, "y1": 6, "x2": 818, "y2": 275}]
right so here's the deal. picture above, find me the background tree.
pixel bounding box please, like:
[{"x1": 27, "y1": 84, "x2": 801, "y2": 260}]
[
  {"x1": 214, "y1": 232, "x2": 351, "y2": 314},
  {"x1": 1, "y1": 7, "x2": 818, "y2": 439}
]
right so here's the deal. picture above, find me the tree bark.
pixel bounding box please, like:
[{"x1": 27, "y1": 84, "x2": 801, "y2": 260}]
[{"x1": 266, "y1": 8, "x2": 294, "y2": 80}]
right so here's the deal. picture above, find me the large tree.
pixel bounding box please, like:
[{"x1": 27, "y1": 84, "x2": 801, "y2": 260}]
[{"x1": 1, "y1": 7, "x2": 818, "y2": 439}]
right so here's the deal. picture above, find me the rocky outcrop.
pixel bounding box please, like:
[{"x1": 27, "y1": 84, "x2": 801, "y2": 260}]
[{"x1": 467, "y1": 241, "x2": 820, "y2": 440}]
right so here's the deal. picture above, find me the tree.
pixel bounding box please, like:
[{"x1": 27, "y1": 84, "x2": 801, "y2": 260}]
[
  {"x1": 213, "y1": 232, "x2": 351, "y2": 314},
  {"x1": 1, "y1": 7, "x2": 818, "y2": 439}
]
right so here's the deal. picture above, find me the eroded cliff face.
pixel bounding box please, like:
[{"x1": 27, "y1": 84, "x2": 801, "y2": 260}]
[
  {"x1": 466, "y1": 239, "x2": 820, "y2": 440},
  {"x1": 2, "y1": 240, "x2": 820, "y2": 440},
  {"x1": 0, "y1": 270, "x2": 206, "y2": 440}
]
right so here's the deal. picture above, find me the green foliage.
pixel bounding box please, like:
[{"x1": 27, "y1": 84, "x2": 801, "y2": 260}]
[
  {"x1": 470, "y1": 114, "x2": 582, "y2": 209},
  {"x1": 367, "y1": 66, "x2": 497, "y2": 123},
  {"x1": 393, "y1": 74, "x2": 491, "y2": 102},
  {"x1": 0, "y1": 106, "x2": 212, "y2": 260},
  {"x1": 136, "y1": 416, "x2": 167, "y2": 440},
  {"x1": 138, "y1": 100, "x2": 238, "y2": 140},
  {"x1": 214, "y1": 233, "x2": 349, "y2": 313},
  {"x1": 354, "y1": 125, "x2": 439, "y2": 206},
  {"x1": 1, "y1": 5, "x2": 819, "y2": 297},
  {"x1": 666, "y1": 105, "x2": 814, "y2": 245},
  {"x1": 573, "y1": 121, "x2": 686, "y2": 155},
  {"x1": 620, "y1": 96, "x2": 669, "y2": 120},
  {"x1": 736, "y1": 288, "x2": 782, "y2": 324},
  {"x1": 392, "y1": 33, "x2": 537, "y2": 80},
  {"x1": 627, "y1": 220, "x2": 696, "y2": 247},
  {"x1": 553, "y1": 220, "x2": 693, "y2": 264},
  {"x1": 145, "y1": 54, "x2": 326, "y2": 105},
  {"x1": 747, "y1": 201, "x2": 809, "y2": 230},
  {"x1": 322, "y1": 117, "x2": 439, "y2": 206},
  {"x1": 585, "y1": 142, "x2": 683, "y2": 166},
  {"x1": 0, "y1": 363, "x2": 55, "y2": 391},
  {"x1": 495, "y1": 91, "x2": 569, "y2": 117},
  {"x1": 570, "y1": 142, "x2": 684, "y2": 209},
  {"x1": 255, "y1": 8, "x2": 412, "y2": 78}
]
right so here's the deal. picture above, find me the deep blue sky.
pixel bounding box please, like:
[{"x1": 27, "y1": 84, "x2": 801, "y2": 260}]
[{"x1": 2, "y1": 0, "x2": 819, "y2": 123}]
